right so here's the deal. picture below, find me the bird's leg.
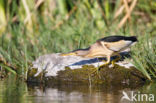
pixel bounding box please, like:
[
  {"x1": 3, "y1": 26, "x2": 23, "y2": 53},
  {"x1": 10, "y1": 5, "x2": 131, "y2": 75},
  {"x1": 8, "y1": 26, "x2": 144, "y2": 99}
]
[
  {"x1": 91, "y1": 55, "x2": 111, "y2": 76},
  {"x1": 98, "y1": 55, "x2": 111, "y2": 70},
  {"x1": 111, "y1": 53, "x2": 121, "y2": 67},
  {"x1": 61, "y1": 52, "x2": 77, "y2": 56}
]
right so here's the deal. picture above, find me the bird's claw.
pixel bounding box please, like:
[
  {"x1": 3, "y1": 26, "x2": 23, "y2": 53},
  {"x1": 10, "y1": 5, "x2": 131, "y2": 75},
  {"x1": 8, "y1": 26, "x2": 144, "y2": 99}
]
[
  {"x1": 90, "y1": 62, "x2": 109, "y2": 77},
  {"x1": 111, "y1": 57, "x2": 120, "y2": 67},
  {"x1": 111, "y1": 61, "x2": 115, "y2": 67}
]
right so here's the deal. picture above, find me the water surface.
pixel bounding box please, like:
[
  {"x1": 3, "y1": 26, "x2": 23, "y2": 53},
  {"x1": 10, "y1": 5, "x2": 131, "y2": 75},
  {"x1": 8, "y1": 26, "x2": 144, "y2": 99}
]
[{"x1": 0, "y1": 75, "x2": 155, "y2": 103}]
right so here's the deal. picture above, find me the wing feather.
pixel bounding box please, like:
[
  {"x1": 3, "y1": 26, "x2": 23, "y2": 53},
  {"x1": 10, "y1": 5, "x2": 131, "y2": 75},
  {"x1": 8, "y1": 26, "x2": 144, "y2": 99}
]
[{"x1": 104, "y1": 40, "x2": 133, "y2": 52}]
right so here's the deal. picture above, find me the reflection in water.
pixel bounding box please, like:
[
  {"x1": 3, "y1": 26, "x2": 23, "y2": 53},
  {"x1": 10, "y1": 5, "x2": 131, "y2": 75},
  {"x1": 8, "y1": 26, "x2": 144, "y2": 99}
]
[
  {"x1": 0, "y1": 75, "x2": 155, "y2": 103},
  {"x1": 27, "y1": 84, "x2": 122, "y2": 103},
  {"x1": 0, "y1": 75, "x2": 28, "y2": 103}
]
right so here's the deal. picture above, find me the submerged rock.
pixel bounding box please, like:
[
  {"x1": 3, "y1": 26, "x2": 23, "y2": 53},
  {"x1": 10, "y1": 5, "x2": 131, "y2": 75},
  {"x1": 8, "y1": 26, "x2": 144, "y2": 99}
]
[{"x1": 27, "y1": 53, "x2": 146, "y2": 86}]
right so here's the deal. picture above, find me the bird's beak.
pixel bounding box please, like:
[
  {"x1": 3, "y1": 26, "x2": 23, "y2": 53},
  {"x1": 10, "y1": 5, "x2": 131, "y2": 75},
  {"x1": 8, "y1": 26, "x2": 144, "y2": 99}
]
[{"x1": 61, "y1": 52, "x2": 77, "y2": 56}]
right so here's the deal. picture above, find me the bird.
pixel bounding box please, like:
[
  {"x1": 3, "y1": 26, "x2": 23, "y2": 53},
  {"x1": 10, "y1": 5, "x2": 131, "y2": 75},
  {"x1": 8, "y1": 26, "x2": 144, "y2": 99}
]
[{"x1": 61, "y1": 35, "x2": 138, "y2": 69}]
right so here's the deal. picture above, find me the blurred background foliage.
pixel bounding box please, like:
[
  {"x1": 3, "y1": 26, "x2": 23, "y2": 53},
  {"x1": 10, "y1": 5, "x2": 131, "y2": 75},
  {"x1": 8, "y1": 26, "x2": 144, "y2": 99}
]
[
  {"x1": 0, "y1": 0, "x2": 155, "y2": 80},
  {"x1": 0, "y1": 0, "x2": 155, "y2": 34}
]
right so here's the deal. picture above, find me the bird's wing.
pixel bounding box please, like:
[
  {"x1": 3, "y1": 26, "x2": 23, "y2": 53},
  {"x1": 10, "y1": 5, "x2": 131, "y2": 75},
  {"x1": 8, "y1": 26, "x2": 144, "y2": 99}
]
[{"x1": 104, "y1": 40, "x2": 133, "y2": 52}]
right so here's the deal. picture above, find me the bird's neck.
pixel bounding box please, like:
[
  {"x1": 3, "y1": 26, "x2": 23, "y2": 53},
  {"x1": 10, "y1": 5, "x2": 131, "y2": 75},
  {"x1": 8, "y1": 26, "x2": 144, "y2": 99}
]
[{"x1": 77, "y1": 50, "x2": 90, "y2": 57}]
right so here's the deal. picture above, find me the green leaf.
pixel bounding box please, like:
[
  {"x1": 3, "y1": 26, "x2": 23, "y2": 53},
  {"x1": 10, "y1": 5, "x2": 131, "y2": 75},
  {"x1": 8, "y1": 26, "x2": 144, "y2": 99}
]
[
  {"x1": 132, "y1": 56, "x2": 151, "y2": 80},
  {"x1": 0, "y1": 64, "x2": 17, "y2": 75}
]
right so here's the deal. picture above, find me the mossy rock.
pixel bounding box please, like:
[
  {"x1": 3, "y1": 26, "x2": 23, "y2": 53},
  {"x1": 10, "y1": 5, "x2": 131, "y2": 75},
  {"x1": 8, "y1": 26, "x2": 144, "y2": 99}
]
[
  {"x1": 27, "y1": 53, "x2": 147, "y2": 87},
  {"x1": 27, "y1": 64, "x2": 146, "y2": 87}
]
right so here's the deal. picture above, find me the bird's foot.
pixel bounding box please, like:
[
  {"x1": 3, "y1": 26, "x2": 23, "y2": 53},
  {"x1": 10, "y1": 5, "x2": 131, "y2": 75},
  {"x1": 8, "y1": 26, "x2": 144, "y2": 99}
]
[
  {"x1": 91, "y1": 61, "x2": 110, "y2": 77},
  {"x1": 111, "y1": 60, "x2": 115, "y2": 67},
  {"x1": 111, "y1": 57, "x2": 120, "y2": 67}
]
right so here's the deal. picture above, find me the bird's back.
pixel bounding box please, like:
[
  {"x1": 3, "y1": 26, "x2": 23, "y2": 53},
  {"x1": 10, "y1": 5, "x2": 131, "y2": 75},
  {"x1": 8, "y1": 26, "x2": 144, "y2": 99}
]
[{"x1": 97, "y1": 36, "x2": 137, "y2": 42}]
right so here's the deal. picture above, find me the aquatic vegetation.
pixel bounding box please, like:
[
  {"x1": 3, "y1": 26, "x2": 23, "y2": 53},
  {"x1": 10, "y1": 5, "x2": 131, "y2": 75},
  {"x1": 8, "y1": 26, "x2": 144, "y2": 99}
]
[{"x1": 132, "y1": 35, "x2": 156, "y2": 80}]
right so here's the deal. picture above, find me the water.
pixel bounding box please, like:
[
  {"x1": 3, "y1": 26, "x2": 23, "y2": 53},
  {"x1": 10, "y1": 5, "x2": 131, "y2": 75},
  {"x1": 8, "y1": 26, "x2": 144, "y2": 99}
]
[{"x1": 0, "y1": 75, "x2": 156, "y2": 103}]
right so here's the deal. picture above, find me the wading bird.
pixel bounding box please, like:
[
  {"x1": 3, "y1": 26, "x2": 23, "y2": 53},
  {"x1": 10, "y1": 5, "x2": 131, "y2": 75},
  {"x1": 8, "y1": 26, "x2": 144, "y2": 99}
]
[{"x1": 61, "y1": 35, "x2": 138, "y2": 69}]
